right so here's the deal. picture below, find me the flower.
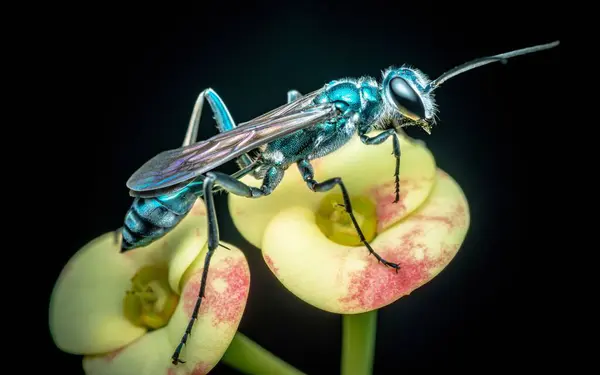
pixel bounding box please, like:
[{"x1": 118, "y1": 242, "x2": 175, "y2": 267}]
[
  {"x1": 49, "y1": 201, "x2": 251, "y2": 375},
  {"x1": 228, "y1": 131, "x2": 469, "y2": 314}
]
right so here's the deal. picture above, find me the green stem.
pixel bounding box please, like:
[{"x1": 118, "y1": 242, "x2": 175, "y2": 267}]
[
  {"x1": 341, "y1": 310, "x2": 378, "y2": 375},
  {"x1": 222, "y1": 332, "x2": 306, "y2": 375}
]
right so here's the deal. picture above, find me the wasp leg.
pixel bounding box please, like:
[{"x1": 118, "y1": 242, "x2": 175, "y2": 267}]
[
  {"x1": 208, "y1": 168, "x2": 283, "y2": 198},
  {"x1": 183, "y1": 88, "x2": 254, "y2": 169},
  {"x1": 359, "y1": 129, "x2": 401, "y2": 204},
  {"x1": 393, "y1": 122, "x2": 427, "y2": 148},
  {"x1": 170, "y1": 173, "x2": 219, "y2": 365},
  {"x1": 170, "y1": 168, "x2": 283, "y2": 365},
  {"x1": 287, "y1": 90, "x2": 302, "y2": 103},
  {"x1": 296, "y1": 159, "x2": 400, "y2": 272}
]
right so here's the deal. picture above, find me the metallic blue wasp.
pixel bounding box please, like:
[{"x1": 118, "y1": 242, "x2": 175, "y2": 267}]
[{"x1": 120, "y1": 40, "x2": 559, "y2": 364}]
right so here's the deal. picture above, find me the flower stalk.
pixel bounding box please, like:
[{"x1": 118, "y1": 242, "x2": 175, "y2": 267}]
[
  {"x1": 222, "y1": 332, "x2": 306, "y2": 375},
  {"x1": 341, "y1": 311, "x2": 378, "y2": 375},
  {"x1": 317, "y1": 193, "x2": 380, "y2": 375}
]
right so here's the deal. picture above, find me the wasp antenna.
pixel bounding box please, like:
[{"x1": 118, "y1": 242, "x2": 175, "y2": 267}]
[{"x1": 425, "y1": 40, "x2": 559, "y2": 93}]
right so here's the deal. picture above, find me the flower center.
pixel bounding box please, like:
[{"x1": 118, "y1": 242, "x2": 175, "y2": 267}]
[
  {"x1": 315, "y1": 192, "x2": 377, "y2": 246},
  {"x1": 123, "y1": 264, "x2": 179, "y2": 330}
]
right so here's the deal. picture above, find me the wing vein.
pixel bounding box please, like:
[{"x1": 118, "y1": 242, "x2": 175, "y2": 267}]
[{"x1": 126, "y1": 93, "x2": 336, "y2": 195}]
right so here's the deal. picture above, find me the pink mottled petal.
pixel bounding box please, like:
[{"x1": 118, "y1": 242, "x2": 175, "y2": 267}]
[
  {"x1": 49, "y1": 200, "x2": 208, "y2": 355},
  {"x1": 228, "y1": 132, "x2": 435, "y2": 248},
  {"x1": 261, "y1": 169, "x2": 469, "y2": 314},
  {"x1": 82, "y1": 330, "x2": 212, "y2": 375},
  {"x1": 82, "y1": 242, "x2": 250, "y2": 375},
  {"x1": 166, "y1": 242, "x2": 250, "y2": 374}
]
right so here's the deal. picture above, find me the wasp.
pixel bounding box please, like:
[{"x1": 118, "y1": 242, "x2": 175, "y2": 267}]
[{"x1": 120, "y1": 40, "x2": 559, "y2": 364}]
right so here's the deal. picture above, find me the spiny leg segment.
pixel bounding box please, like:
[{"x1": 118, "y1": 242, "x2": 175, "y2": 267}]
[
  {"x1": 171, "y1": 90, "x2": 296, "y2": 364},
  {"x1": 171, "y1": 173, "x2": 217, "y2": 364},
  {"x1": 171, "y1": 168, "x2": 283, "y2": 364},
  {"x1": 359, "y1": 129, "x2": 401, "y2": 203},
  {"x1": 296, "y1": 159, "x2": 400, "y2": 271},
  {"x1": 184, "y1": 88, "x2": 255, "y2": 168},
  {"x1": 170, "y1": 88, "x2": 260, "y2": 364},
  {"x1": 291, "y1": 89, "x2": 399, "y2": 269}
]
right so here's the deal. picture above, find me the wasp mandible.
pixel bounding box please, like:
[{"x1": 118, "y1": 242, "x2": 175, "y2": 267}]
[{"x1": 120, "y1": 40, "x2": 559, "y2": 365}]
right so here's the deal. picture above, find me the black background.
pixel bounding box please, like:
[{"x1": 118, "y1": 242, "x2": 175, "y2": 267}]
[{"x1": 38, "y1": 1, "x2": 562, "y2": 374}]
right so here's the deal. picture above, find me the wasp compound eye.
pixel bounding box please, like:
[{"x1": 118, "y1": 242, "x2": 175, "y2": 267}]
[{"x1": 389, "y1": 77, "x2": 426, "y2": 121}]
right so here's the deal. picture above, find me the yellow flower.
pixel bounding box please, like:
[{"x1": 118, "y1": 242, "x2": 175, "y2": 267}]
[
  {"x1": 49, "y1": 201, "x2": 251, "y2": 375},
  {"x1": 228, "y1": 131, "x2": 469, "y2": 314}
]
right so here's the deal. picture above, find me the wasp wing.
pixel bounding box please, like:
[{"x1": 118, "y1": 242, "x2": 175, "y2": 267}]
[
  {"x1": 127, "y1": 99, "x2": 335, "y2": 196},
  {"x1": 249, "y1": 88, "x2": 323, "y2": 123}
]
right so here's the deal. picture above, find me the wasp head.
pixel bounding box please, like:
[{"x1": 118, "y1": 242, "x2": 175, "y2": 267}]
[
  {"x1": 381, "y1": 66, "x2": 437, "y2": 134},
  {"x1": 378, "y1": 41, "x2": 560, "y2": 135}
]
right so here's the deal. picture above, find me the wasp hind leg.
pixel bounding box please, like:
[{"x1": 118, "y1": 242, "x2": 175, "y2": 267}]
[
  {"x1": 170, "y1": 173, "x2": 220, "y2": 364},
  {"x1": 171, "y1": 168, "x2": 283, "y2": 365},
  {"x1": 287, "y1": 89, "x2": 302, "y2": 103},
  {"x1": 184, "y1": 88, "x2": 254, "y2": 168},
  {"x1": 296, "y1": 159, "x2": 400, "y2": 272},
  {"x1": 359, "y1": 129, "x2": 401, "y2": 204}
]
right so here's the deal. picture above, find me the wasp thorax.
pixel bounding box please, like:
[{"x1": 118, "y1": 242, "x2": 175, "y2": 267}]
[
  {"x1": 389, "y1": 77, "x2": 426, "y2": 121},
  {"x1": 315, "y1": 193, "x2": 377, "y2": 246},
  {"x1": 123, "y1": 264, "x2": 179, "y2": 330}
]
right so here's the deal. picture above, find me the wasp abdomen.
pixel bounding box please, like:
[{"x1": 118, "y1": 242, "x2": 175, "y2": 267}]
[{"x1": 121, "y1": 187, "x2": 197, "y2": 251}]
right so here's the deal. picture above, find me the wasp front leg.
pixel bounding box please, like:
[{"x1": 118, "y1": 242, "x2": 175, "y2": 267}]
[
  {"x1": 171, "y1": 167, "x2": 284, "y2": 365},
  {"x1": 358, "y1": 129, "x2": 401, "y2": 203},
  {"x1": 393, "y1": 122, "x2": 427, "y2": 148},
  {"x1": 296, "y1": 159, "x2": 400, "y2": 271}
]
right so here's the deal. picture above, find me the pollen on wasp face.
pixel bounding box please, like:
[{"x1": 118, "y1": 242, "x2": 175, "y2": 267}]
[
  {"x1": 123, "y1": 264, "x2": 179, "y2": 330},
  {"x1": 315, "y1": 192, "x2": 378, "y2": 246}
]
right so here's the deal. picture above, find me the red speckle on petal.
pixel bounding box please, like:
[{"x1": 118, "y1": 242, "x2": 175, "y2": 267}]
[
  {"x1": 438, "y1": 169, "x2": 450, "y2": 179},
  {"x1": 412, "y1": 202, "x2": 467, "y2": 232},
  {"x1": 183, "y1": 257, "x2": 250, "y2": 327},
  {"x1": 166, "y1": 362, "x2": 211, "y2": 375},
  {"x1": 102, "y1": 346, "x2": 126, "y2": 362},
  {"x1": 440, "y1": 242, "x2": 459, "y2": 254},
  {"x1": 264, "y1": 255, "x2": 279, "y2": 275},
  {"x1": 311, "y1": 157, "x2": 323, "y2": 171},
  {"x1": 339, "y1": 226, "x2": 455, "y2": 311},
  {"x1": 192, "y1": 203, "x2": 206, "y2": 216},
  {"x1": 369, "y1": 180, "x2": 408, "y2": 231},
  {"x1": 453, "y1": 203, "x2": 467, "y2": 228},
  {"x1": 191, "y1": 362, "x2": 212, "y2": 375}
]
